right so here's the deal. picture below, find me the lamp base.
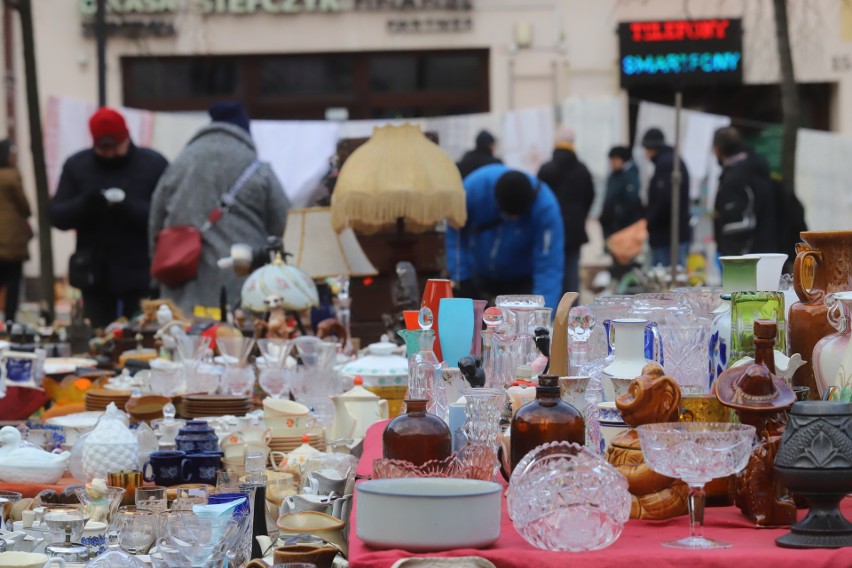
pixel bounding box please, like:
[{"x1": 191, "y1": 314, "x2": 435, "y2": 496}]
[{"x1": 775, "y1": 492, "x2": 852, "y2": 549}]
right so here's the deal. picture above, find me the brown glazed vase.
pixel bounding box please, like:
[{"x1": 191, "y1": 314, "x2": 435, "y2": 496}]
[{"x1": 790, "y1": 231, "x2": 852, "y2": 398}]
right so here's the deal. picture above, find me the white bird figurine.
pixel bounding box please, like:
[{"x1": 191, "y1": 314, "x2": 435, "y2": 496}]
[{"x1": 0, "y1": 426, "x2": 70, "y2": 484}]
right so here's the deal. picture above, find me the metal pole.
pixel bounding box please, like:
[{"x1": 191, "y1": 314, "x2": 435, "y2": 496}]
[
  {"x1": 95, "y1": 0, "x2": 106, "y2": 107},
  {"x1": 670, "y1": 89, "x2": 683, "y2": 284},
  {"x1": 3, "y1": 1, "x2": 15, "y2": 156}
]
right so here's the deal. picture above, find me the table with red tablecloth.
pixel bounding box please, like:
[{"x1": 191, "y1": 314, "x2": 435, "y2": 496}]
[{"x1": 348, "y1": 420, "x2": 852, "y2": 568}]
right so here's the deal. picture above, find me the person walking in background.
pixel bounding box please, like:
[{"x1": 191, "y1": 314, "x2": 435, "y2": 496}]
[
  {"x1": 600, "y1": 145, "x2": 643, "y2": 280},
  {"x1": 49, "y1": 108, "x2": 168, "y2": 328},
  {"x1": 446, "y1": 164, "x2": 564, "y2": 309},
  {"x1": 641, "y1": 127, "x2": 691, "y2": 267},
  {"x1": 457, "y1": 130, "x2": 502, "y2": 178},
  {"x1": 150, "y1": 102, "x2": 289, "y2": 314},
  {"x1": 0, "y1": 140, "x2": 32, "y2": 322},
  {"x1": 711, "y1": 126, "x2": 778, "y2": 256},
  {"x1": 538, "y1": 126, "x2": 595, "y2": 296}
]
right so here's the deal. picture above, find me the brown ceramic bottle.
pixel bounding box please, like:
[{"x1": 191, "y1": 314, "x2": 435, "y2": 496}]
[
  {"x1": 383, "y1": 399, "x2": 452, "y2": 466},
  {"x1": 510, "y1": 375, "x2": 585, "y2": 470}
]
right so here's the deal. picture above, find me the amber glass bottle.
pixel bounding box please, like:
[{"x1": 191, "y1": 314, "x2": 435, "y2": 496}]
[
  {"x1": 383, "y1": 399, "x2": 452, "y2": 466},
  {"x1": 510, "y1": 375, "x2": 585, "y2": 470}
]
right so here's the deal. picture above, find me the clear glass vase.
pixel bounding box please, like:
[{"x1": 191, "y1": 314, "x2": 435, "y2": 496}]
[{"x1": 460, "y1": 388, "x2": 503, "y2": 481}]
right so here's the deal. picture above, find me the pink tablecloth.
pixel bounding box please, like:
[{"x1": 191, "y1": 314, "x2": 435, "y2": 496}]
[{"x1": 349, "y1": 420, "x2": 852, "y2": 568}]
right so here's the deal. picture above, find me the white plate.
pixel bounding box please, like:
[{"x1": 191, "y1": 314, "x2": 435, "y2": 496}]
[{"x1": 43, "y1": 357, "x2": 98, "y2": 375}]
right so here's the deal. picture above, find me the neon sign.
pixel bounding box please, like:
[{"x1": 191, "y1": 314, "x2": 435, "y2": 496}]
[{"x1": 618, "y1": 19, "x2": 743, "y2": 87}]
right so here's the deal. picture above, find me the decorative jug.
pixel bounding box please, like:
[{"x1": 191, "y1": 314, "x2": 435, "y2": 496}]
[
  {"x1": 602, "y1": 319, "x2": 662, "y2": 402},
  {"x1": 813, "y1": 291, "x2": 852, "y2": 400},
  {"x1": 790, "y1": 231, "x2": 852, "y2": 397},
  {"x1": 709, "y1": 255, "x2": 759, "y2": 389}
]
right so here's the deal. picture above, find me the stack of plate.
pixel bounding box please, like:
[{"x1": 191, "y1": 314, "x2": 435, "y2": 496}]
[
  {"x1": 84, "y1": 388, "x2": 132, "y2": 411},
  {"x1": 267, "y1": 429, "x2": 327, "y2": 453},
  {"x1": 183, "y1": 395, "x2": 254, "y2": 418}
]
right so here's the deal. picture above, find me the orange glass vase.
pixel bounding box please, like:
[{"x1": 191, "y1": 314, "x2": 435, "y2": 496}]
[{"x1": 422, "y1": 278, "x2": 453, "y2": 362}]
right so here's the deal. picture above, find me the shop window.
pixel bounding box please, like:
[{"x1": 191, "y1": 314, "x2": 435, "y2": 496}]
[
  {"x1": 370, "y1": 53, "x2": 482, "y2": 93},
  {"x1": 261, "y1": 56, "x2": 353, "y2": 96},
  {"x1": 127, "y1": 58, "x2": 239, "y2": 100}
]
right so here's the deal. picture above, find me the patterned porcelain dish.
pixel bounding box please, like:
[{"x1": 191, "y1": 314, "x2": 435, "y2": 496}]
[{"x1": 338, "y1": 339, "x2": 408, "y2": 388}]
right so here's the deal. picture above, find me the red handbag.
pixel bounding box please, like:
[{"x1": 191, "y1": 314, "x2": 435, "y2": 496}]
[
  {"x1": 151, "y1": 225, "x2": 203, "y2": 286},
  {"x1": 151, "y1": 159, "x2": 261, "y2": 287}
]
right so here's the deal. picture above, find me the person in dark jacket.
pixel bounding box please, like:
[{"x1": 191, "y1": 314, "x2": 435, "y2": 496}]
[
  {"x1": 446, "y1": 164, "x2": 565, "y2": 309},
  {"x1": 457, "y1": 130, "x2": 502, "y2": 178},
  {"x1": 537, "y1": 126, "x2": 595, "y2": 296},
  {"x1": 711, "y1": 126, "x2": 778, "y2": 256},
  {"x1": 49, "y1": 107, "x2": 168, "y2": 327},
  {"x1": 641, "y1": 128, "x2": 691, "y2": 267},
  {"x1": 600, "y1": 146, "x2": 643, "y2": 240},
  {"x1": 600, "y1": 146, "x2": 643, "y2": 281}
]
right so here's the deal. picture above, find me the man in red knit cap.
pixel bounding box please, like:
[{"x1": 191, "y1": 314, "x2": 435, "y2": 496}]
[{"x1": 49, "y1": 107, "x2": 168, "y2": 327}]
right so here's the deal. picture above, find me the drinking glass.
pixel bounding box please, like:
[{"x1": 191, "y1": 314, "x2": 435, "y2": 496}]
[
  {"x1": 135, "y1": 486, "x2": 167, "y2": 513},
  {"x1": 659, "y1": 319, "x2": 712, "y2": 393},
  {"x1": 150, "y1": 536, "x2": 185, "y2": 568},
  {"x1": 114, "y1": 507, "x2": 157, "y2": 554},
  {"x1": 216, "y1": 469, "x2": 249, "y2": 492},
  {"x1": 637, "y1": 422, "x2": 756, "y2": 549},
  {"x1": 173, "y1": 486, "x2": 209, "y2": 510}
]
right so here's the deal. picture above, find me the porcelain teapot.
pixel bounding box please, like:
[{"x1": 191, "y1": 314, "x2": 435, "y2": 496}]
[{"x1": 330, "y1": 377, "x2": 388, "y2": 440}]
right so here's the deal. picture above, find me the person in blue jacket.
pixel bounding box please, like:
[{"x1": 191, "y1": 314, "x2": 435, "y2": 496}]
[{"x1": 447, "y1": 164, "x2": 565, "y2": 309}]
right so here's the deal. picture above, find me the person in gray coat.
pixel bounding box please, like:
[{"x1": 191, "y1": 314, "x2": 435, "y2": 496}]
[{"x1": 149, "y1": 102, "x2": 289, "y2": 314}]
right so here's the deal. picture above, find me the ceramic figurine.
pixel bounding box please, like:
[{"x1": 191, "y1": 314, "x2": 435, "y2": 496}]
[
  {"x1": 80, "y1": 478, "x2": 111, "y2": 523},
  {"x1": 392, "y1": 261, "x2": 420, "y2": 312},
  {"x1": 153, "y1": 304, "x2": 190, "y2": 361},
  {"x1": 532, "y1": 327, "x2": 550, "y2": 375},
  {"x1": 605, "y1": 363, "x2": 688, "y2": 520},
  {"x1": 256, "y1": 294, "x2": 293, "y2": 339},
  {"x1": 716, "y1": 319, "x2": 797, "y2": 527},
  {"x1": 458, "y1": 356, "x2": 486, "y2": 388}
]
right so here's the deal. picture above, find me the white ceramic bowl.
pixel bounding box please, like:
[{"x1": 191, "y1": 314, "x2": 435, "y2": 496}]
[{"x1": 356, "y1": 478, "x2": 501, "y2": 551}]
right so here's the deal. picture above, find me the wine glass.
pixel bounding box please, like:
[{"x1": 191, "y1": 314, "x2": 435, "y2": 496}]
[
  {"x1": 135, "y1": 486, "x2": 168, "y2": 513},
  {"x1": 636, "y1": 422, "x2": 756, "y2": 550},
  {"x1": 257, "y1": 338, "x2": 292, "y2": 398},
  {"x1": 218, "y1": 336, "x2": 257, "y2": 397}
]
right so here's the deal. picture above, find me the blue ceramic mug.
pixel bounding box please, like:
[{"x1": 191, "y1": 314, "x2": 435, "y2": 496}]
[
  {"x1": 181, "y1": 451, "x2": 223, "y2": 484},
  {"x1": 143, "y1": 450, "x2": 186, "y2": 486}
]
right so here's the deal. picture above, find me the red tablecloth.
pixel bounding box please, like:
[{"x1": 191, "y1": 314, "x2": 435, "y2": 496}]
[{"x1": 349, "y1": 420, "x2": 852, "y2": 568}]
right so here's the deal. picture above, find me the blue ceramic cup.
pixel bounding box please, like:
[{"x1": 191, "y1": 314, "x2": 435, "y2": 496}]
[
  {"x1": 207, "y1": 492, "x2": 250, "y2": 517},
  {"x1": 143, "y1": 450, "x2": 186, "y2": 486},
  {"x1": 181, "y1": 451, "x2": 223, "y2": 484}
]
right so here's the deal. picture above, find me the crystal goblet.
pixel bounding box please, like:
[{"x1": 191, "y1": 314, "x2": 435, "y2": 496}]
[{"x1": 637, "y1": 422, "x2": 756, "y2": 550}]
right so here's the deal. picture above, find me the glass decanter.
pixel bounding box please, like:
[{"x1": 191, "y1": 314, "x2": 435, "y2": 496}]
[
  {"x1": 407, "y1": 307, "x2": 448, "y2": 422},
  {"x1": 496, "y1": 294, "x2": 545, "y2": 369},
  {"x1": 568, "y1": 305, "x2": 604, "y2": 454}
]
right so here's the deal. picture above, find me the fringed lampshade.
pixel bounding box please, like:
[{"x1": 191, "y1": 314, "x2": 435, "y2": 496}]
[
  {"x1": 331, "y1": 123, "x2": 467, "y2": 234},
  {"x1": 284, "y1": 207, "x2": 378, "y2": 279}
]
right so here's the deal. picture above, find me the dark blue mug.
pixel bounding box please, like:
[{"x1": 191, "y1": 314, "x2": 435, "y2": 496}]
[
  {"x1": 181, "y1": 451, "x2": 223, "y2": 484},
  {"x1": 207, "y1": 492, "x2": 250, "y2": 517},
  {"x1": 143, "y1": 450, "x2": 186, "y2": 486}
]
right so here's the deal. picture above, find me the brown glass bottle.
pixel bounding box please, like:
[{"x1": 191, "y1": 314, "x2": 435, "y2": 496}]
[
  {"x1": 510, "y1": 375, "x2": 585, "y2": 470},
  {"x1": 383, "y1": 399, "x2": 452, "y2": 466}
]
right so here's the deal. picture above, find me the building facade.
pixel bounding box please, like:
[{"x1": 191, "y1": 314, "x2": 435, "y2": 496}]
[{"x1": 2, "y1": 0, "x2": 852, "y2": 276}]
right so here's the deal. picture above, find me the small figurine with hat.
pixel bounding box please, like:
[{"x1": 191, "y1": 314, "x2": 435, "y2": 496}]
[{"x1": 715, "y1": 319, "x2": 797, "y2": 527}]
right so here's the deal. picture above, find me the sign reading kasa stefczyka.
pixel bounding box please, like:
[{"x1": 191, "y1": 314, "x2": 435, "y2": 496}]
[{"x1": 618, "y1": 19, "x2": 743, "y2": 88}]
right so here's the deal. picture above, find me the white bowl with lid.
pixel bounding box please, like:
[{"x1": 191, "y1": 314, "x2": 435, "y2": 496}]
[{"x1": 338, "y1": 339, "x2": 408, "y2": 388}]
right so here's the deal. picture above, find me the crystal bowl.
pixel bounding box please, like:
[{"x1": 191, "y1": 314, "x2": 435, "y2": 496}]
[{"x1": 507, "y1": 441, "x2": 630, "y2": 551}]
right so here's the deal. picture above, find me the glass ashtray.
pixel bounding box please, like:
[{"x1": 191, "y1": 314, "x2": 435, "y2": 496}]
[{"x1": 506, "y1": 441, "x2": 630, "y2": 552}]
